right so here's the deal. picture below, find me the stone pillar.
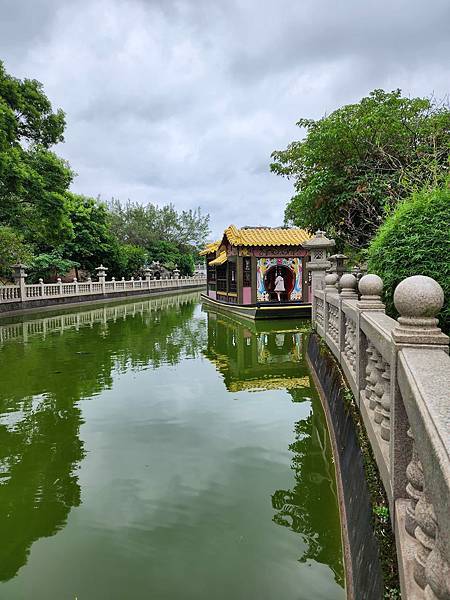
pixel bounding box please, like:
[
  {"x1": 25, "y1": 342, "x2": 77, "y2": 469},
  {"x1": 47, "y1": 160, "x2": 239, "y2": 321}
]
[
  {"x1": 390, "y1": 275, "x2": 449, "y2": 506},
  {"x1": 11, "y1": 263, "x2": 28, "y2": 301},
  {"x1": 95, "y1": 264, "x2": 108, "y2": 294},
  {"x1": 303, "y1": 230, "x2": 335, "y2": 323},
  {"x1": 355, "y1": 275, "x2": 387, "y2": 406}
]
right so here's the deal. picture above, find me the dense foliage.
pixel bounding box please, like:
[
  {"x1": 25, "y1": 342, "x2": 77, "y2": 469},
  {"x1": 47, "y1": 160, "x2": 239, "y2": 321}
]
[
  {"x1": 0, "y1": 62, "x2": 209, "y2": 281},
  {"x1": 367, "y1": 185, "x2": 450, "y2": 334},
  {"x1": 271, "y1": 89, "x2": 450, "y2": 249}
]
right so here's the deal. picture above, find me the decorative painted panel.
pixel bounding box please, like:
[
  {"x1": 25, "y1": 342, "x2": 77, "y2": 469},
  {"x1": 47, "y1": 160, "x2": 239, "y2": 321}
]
[{"x1": 256, "y1": 257, "x2": 302, "y2": 302}]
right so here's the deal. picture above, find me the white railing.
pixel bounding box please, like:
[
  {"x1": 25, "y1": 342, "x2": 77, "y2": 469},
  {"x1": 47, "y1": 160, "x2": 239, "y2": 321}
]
[
  {"x1": 0, "y1": 274, "x2": 206, "y2": 306},
  {"x1": 312, "y1": 270, "x2": 450, "y2": 600}
]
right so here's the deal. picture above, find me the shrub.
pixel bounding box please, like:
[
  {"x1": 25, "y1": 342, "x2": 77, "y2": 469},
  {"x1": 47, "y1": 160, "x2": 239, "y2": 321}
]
[{"x1": 367, "y1": 185, "x2": 450, "y2": 334}]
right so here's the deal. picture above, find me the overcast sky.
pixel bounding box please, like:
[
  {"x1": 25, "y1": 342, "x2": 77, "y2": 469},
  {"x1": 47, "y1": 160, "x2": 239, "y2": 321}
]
[{"x1": 1, "y1": 0, "x2": 449, "y2": 238}]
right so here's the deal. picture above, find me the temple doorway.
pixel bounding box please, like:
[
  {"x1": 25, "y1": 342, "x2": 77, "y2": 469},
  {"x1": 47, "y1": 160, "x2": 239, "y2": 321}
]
[{"x1": 263, "y1": 265, "x2": 295, "y2": 301}]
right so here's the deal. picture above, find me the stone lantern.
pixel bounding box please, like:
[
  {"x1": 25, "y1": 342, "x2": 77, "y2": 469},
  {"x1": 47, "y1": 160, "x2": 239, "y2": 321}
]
[
  {"x1": 173, "y1": 265, "x2": 180, "y2": 279},
  {"x1": 303, "y1": 230, "x2": 336, "y2": 294},
  {"x1": 11, "y1": 263, "x2": 28, "y2": 299},
  {"x1": 95, "y1": 264, "x2": 108, "y2": 281},
  {"x1": 144, "y1": 266, "x2": 152, "y2": 281},
  {"x1": 329, "y1": 253, "x2": 348, "y2": 282}
]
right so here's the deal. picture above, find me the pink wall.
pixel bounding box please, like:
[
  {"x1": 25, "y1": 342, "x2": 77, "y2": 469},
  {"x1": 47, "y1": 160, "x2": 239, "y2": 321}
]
[
  {"x1": 208, "y1": 290, "x2": 217, "y2": 300},
  {"x1": 243, "y1": 286, "x2": 252, "y2": 304}
]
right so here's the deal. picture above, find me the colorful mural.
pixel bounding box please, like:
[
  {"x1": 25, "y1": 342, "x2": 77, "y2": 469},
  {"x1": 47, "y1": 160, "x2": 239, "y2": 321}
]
[{"x1": 256, "y1": 257, "x2": 302, "y2": 302}]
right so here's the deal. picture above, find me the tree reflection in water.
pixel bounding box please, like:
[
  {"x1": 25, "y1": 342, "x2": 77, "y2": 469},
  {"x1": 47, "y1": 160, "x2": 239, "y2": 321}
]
[
  {"x1": 0, "y1": 292, "x2": 204, "y2": 582},
  {"x1": 272, "y1": 389, "x2": 344, "y2": 587}
]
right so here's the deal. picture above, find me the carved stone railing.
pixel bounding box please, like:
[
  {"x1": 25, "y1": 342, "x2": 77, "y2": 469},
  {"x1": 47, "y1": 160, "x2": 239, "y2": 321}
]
[
  {"x1": 0, "y1": 263, "x2": 206, "y2": 311},
  {"x1": 310, "y1": 261, "x2": 450, "y2": 599}
]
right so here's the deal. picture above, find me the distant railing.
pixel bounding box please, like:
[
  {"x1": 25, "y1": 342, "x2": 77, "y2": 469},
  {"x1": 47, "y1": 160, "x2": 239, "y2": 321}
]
[
  {"x1": 305, "y1": 230, "x2": 450, "y2": 600},
  {"x1": 0, "y1": 264, "x2": 206, "y2": 308}
]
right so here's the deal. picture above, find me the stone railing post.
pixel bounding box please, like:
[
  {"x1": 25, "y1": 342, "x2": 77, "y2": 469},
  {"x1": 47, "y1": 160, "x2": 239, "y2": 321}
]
[
  {"x1": 390, "y1": 276, "x2": 450, "y2": 599},
  {"x1": 39, "y1": 278, "x2": 44, "y2": 297},
  {"x1": 112, "y1": 277, "x2": 116, "y2": 291},
  {"x1": 144, "y1": 267, "x2": 152, "y2": 289},
  {"x1": 303, "y1": 230, "x2": 335, "y2": 324},
  {"x1": 391, "y1": 275, "x2": 449, "y2": 501},
  {"x1": 87, "y1": 276, "x2": 92, "y2": 293},
  {"x1": 73, "y1": 277, "x2": 79, "y2": 295},
  {"x1": 95, "y1": 264, "x2": 108, "y2": 294},
  {"x1": 57, "y1": 277, "x2": 63, "y2": 296},
  {"x1": 338, "y1": 273, "x2": 358, "y2": 356},
  {"x1": 11, "y1": 263, "x2": 28, "y2": 302},
  {"x1": 356, "y1": 274, "x2": 386, "y2": 399},
  {"x1": 323, "y1": 272, "x2": 338, "y2": 339}
]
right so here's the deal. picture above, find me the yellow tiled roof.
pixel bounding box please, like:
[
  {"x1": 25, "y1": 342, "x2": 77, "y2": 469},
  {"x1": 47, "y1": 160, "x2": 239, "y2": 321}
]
[
  {"x1": 209, "y1": 251, "x2": 227, "y2": 266},
  {"x1": 223, "y1": 225, "x2": 311, "y2": 247},
  {"x1": 199, "y1": 240, "x2": 221, "y2": 256}
]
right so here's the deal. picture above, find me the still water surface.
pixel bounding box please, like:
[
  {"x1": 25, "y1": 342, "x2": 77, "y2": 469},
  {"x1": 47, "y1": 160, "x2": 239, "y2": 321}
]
[{"x1": 0, "y1": 292, "x2": 344, "y2": 599}]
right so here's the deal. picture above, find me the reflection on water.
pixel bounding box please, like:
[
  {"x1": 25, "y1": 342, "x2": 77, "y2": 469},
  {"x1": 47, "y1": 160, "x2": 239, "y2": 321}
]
[
  {"x1": 203, "y1": 307, "x2": 344, "y2": 586},
  {"x1": 0, "y1": 292, "x2": 204, "y2": 583},
  {"x1": 0, "y1": 293, "x2": 344, "y2": 599}
]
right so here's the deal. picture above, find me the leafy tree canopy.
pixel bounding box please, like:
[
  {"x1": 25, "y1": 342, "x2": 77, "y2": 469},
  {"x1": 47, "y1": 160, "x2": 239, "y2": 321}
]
[
  {"x1": 271, "y1": 89, "x2": 450, "y2": 249},
  {"x1": 108, "y1": 199, "x2": 209, "y2": 250},
  {"x1": 0, "y1": 60, "x2": 73, "y2": 246}
]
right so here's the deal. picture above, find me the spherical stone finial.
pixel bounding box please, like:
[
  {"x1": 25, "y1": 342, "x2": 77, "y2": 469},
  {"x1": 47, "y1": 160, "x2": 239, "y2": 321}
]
[
  {"x1": 359, "y1": 274, "x2": 383, "y2": 298},
  {"x1": 357, "y1": 274, "x2": 385, "y2": 310},
  {"x1": 394, "y1": 275, "x2": 444, "y2": 318},
  {"x1": 340, "y1": 273, "x2": 358, "y2": 298},
  {"x1": 324, "y1": 272, "x2": 339, "y2": 291}
]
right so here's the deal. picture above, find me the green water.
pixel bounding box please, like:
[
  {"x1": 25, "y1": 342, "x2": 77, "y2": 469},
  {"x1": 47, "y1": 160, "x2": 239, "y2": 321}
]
[{"x1": 0, "y1": 292, "x2": 345, "y2": 600}]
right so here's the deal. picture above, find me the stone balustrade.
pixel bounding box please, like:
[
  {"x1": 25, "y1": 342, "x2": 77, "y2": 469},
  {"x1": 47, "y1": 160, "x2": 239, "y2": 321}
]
[
  {"x1": 0, "y1": 263, "x2": 206, "y2": 313},
  {"x1": 307, "y1": 232, "x2": 450, "y2": 600}
]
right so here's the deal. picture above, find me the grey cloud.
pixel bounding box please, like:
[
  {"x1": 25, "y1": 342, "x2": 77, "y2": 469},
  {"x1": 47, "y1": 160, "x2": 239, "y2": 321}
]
[{"x1": 1, "y1": 0, "x2": 449, "y2": 238}]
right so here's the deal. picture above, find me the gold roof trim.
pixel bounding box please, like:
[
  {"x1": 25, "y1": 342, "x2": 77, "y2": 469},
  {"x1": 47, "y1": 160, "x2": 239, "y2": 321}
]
[
  {"x1": 199, "y1": 240, "x2": 221, "y2": 256},
  {"x1": 224, "y1": 225, "x2": 311, "y2": 247},
  {"x1": 228, "y1": 376, "x2": 310, "y2": 392},
  {"x1": 209, "y1": 251, "x2": 227, "y2": 266}
]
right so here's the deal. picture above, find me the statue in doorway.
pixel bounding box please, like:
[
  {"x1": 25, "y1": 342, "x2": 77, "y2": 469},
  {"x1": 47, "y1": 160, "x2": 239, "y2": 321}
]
[{"x1": 274, "y1": 269, "x2": 285, "y2": 302}]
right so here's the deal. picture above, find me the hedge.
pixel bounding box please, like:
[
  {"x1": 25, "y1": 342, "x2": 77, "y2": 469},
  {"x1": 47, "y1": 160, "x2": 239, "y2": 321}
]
[{"x1": 367, "y1": 185, "x2": 450, "y2": 334}]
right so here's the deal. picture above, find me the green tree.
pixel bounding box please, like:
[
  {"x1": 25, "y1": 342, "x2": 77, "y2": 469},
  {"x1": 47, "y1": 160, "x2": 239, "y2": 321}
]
[
  {"x1": 367, "y1": 185, "x2": 450, "y2": 334},
  {"x1": 27, "y1": 250, "x2": 79, "y2": 282},
  {"x1": 0, "y1": 61, "x2": 73, "y2": 246},
  {"x1": 0, "y1": 226, "x2": 32, "y2": 278},
  {"x1": 271, "y1": 89, "x2": 450, "y2": 249},
  {"x1": 60, "y1": 194, "x2": 121, "y2": 276}
]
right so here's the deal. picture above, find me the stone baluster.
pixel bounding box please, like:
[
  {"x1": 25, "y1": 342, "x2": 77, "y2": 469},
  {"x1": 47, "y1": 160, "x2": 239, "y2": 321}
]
[
  {"x1": 380, "y1": 363, "x2": 391, "y2": 441},
  {"x1": 367, "y1": 345, "x2": 380, "y2": 410},
  {"x1": 405, "y1": 430, "x2": 424, "y2": 536},
  {"x1": 414, "y1": 490, "x2": 437, "y2": 589},
  {"x1": 373, "y1": 352, "x2": 385, "y2": 424}
]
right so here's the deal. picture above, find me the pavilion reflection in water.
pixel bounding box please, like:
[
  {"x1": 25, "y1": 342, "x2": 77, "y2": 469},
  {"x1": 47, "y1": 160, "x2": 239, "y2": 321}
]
[
  {"x1": 203, "y1": 306, "x2": 311, "y2": 393},
  {"x1": 203, "y1": 306, "x2": 345, "y2": 588}
]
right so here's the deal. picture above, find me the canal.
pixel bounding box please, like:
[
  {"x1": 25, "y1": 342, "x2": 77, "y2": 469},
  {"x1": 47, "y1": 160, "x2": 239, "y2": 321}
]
[{"x1": 0, "y1": 291, "x2": 345, "y2": 600}]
